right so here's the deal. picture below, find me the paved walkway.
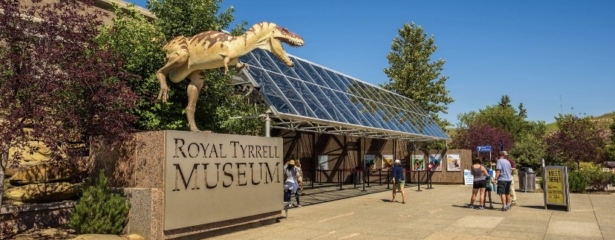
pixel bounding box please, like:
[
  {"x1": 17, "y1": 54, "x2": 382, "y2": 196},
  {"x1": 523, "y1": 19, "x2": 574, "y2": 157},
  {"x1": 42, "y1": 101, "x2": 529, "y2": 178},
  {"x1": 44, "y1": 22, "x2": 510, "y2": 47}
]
[{"x1": 214, "y1": 183, "x2": 615, "y2": 240}]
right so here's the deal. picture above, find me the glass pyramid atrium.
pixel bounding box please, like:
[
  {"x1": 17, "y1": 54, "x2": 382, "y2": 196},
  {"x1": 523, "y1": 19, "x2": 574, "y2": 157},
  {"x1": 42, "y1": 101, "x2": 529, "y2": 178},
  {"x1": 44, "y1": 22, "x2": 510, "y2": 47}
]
[{"x1": 236, "y1": 49, "x2": 449, "y2": 141}]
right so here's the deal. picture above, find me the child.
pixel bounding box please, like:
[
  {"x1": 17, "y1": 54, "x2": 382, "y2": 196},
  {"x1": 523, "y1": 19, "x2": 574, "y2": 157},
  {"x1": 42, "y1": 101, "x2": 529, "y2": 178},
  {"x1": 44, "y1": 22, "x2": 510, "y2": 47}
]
[{"x1": 484, "y1": 168, "x2": 495, "y2": 209}]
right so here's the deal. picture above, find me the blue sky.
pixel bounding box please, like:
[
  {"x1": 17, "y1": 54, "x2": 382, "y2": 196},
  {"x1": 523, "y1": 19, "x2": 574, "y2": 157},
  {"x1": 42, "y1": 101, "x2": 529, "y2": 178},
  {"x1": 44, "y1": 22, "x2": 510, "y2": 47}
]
[{"x1": 127, "y1": 0, "x2": 615, "y2": 126}]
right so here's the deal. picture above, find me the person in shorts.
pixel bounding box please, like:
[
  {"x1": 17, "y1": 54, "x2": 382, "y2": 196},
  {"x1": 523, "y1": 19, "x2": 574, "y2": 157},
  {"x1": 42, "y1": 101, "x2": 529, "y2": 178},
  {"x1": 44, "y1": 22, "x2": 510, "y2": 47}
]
[
  {"x1": 467, "y1": 158, "x2": 489, "y2": 209},
  {"x1": 390, "y1": 159, "x2": 406, "y2": 204},
  {"x1": 494, "y1": 151, "x2": 513, "y2": 211},
  {"x1": 484, "y1": 168, "x2": 495, "y2": 209}
]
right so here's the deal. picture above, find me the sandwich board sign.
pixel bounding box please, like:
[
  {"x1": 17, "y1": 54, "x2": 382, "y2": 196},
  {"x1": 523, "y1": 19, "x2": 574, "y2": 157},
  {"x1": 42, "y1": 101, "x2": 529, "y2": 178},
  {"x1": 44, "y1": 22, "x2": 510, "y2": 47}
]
[{"x1": 542, "y1": 165, "x2": 571, "y2": 212}]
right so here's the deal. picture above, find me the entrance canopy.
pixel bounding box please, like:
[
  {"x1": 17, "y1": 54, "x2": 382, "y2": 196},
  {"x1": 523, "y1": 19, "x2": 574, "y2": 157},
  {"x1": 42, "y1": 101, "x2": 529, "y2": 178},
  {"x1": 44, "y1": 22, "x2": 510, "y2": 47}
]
[{"x1": 234, "y1": 49, "x2": 449, "y2": 141}]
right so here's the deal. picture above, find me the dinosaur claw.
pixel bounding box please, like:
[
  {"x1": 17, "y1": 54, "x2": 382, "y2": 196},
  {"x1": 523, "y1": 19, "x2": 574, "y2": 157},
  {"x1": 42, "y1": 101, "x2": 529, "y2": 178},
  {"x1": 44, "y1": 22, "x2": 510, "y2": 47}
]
[{"x1": 158, "y1": 85, "x2": 169, "y2": 103}]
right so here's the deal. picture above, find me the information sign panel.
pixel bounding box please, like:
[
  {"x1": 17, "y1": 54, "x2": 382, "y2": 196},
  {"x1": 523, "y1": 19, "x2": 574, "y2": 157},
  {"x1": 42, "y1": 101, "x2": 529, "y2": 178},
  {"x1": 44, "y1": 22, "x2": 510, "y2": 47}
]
[{"x1": 543, "y1": 166, "x2": 571, "y2": 211}]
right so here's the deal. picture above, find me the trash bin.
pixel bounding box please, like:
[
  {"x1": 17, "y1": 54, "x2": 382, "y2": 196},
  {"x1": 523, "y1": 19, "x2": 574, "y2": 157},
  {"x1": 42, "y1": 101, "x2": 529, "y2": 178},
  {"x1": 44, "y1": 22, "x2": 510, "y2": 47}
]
[{"x1": 518, "y1": 167, "x2": 536, "y2": 192}]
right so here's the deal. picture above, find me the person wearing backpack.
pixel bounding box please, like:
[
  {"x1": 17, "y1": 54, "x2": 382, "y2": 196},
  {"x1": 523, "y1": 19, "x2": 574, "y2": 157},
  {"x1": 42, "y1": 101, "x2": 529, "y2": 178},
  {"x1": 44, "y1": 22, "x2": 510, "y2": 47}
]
[{"x1": 390, "y1": 159, "x2": 406, "y2": 204}]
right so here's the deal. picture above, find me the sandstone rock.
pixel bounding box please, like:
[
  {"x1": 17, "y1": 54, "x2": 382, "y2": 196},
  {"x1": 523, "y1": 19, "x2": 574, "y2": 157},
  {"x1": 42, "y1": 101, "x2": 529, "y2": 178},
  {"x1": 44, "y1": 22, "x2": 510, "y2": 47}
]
[
  {"x1": 71, "y1": 234, "x2": 125, "y2": 240},
  {"x1": 8, "y1": 140, "x2": 55, "y2": 163},
  {"x1": 124, "y1": 234, "x2": 146, "y2": 240},
  {"x1": 3, "y1": 182, "x2": 82, "y2": 203},
  {"x1": 10, "y1": 162, "x2": 74, "y2": 185},
  {"x1": 3, "y1": 178, "x2": 11, "y2": 191},
  {"x1": 5, "y1": 166, "x2": 18, "y2": 177}
]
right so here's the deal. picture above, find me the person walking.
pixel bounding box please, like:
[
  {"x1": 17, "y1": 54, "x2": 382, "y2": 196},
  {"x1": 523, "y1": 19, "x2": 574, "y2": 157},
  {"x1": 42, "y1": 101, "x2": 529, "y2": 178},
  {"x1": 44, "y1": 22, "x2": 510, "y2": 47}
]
[
  {"x1": 390, "y1": 159, "x2": 406, "y2": 204},
  {"x1": 467, "y1": 158, "x2": 489, "y2": 209},
  {"x1": 284, "y1": 159, "x2": 301, "y2": 207},
  {"x1": 493, "y1": 151, "x2": 513, "y2": 211},
  {"x1": 295, "y1": 159, "x2": 304, "y2": 196}
]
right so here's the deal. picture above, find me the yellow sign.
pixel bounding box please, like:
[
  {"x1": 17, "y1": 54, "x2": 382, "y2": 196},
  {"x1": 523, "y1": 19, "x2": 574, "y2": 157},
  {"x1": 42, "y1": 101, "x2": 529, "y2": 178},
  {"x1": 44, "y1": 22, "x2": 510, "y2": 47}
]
[{"x1": 546, "y1": 168, "x2": 564, "y2": 204}]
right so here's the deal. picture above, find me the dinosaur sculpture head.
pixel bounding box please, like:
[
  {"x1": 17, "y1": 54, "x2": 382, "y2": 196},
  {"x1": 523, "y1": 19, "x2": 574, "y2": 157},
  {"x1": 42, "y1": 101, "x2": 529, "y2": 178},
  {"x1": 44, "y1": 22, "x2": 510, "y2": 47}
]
[{"x1": 252, "y1": 22, "x2": 304, "y2": 67}]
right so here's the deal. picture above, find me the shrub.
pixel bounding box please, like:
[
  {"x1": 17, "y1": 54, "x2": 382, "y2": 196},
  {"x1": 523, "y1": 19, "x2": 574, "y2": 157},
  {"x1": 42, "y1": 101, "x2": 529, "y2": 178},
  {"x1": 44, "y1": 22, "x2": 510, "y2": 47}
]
[
  {"x1": 568, "y1": 171, "x2": 589, "y2": 193},
  {"x1": 590, "y1": 171, "x2": 613, "y2": 191},
  {"x1": 69, "y1": 172, "x2": 130, "y2": 234}
]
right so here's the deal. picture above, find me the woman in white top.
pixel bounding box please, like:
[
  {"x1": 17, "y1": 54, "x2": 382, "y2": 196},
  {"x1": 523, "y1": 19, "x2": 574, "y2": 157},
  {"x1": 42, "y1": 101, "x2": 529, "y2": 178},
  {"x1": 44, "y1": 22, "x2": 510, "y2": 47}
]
[{"x1": 284, "y1": 160, "x2": 301, "y2": 207}]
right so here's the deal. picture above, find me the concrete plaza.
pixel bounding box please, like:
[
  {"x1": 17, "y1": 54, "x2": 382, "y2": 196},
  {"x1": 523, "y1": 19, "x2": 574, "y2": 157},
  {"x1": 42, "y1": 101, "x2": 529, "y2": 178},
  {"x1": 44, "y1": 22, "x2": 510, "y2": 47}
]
[{"x1": 213, "y1": 183, "x2": 615, "y2": 240}]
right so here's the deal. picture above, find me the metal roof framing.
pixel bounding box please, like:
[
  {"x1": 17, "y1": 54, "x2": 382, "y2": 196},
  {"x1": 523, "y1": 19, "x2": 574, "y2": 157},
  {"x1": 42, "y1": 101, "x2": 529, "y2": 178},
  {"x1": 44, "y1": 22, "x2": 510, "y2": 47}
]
[{"x1": 232, "y1": 49, "x2": 450, "y2": 141}]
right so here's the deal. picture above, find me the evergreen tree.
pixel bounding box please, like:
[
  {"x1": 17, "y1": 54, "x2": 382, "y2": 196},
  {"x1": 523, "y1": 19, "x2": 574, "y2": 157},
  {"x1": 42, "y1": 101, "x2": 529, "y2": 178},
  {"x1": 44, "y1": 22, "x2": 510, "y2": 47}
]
[
  {"x1": 69, "y1": 172, "x2": 130, "y2": 234},
  {"x1": 498, "y1": 95, "x2": 512, "y2": 108},
  {"x1": 518, "y1": 102, "x2": 527, "y2": 118},
  {"x1": 382, "y1": 22, "x2": 453, "y2": 129}
]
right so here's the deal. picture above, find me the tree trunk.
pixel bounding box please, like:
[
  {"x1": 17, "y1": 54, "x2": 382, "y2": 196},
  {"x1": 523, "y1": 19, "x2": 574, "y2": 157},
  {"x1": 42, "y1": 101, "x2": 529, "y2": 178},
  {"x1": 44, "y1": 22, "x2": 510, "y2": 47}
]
[
  {"x1": 0, "y1": 144, "x2": 8, "y2": 208},
  {"x1": 0, "y1": 149, "x2": 9, "y2": 209},
  {"x1": 0, "y1": 165, "x2": 4, "y2": 208}
]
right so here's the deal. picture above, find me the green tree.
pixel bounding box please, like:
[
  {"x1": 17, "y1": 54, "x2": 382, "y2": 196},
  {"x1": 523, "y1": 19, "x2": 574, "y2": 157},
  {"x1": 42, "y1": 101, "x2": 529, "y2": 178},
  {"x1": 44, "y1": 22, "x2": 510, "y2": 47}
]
[
  {"x1": 96, "y1": 5, "x2": 172, "y2": 130},
  {"x1": 499, "y1": 95, "x2": 512, "y2": 108},
  {"x1": 382, "y1": 22, "x2": 453, "y2": 129},
  {"x1": 147, "y1": 0, "x2": 239, "y2": 41},
  {"x1": 510, "y1": 133, "x2": 546, "y2": 170},
  {"x1": 454, "y1": 95, "x2": 547, "y2": 162},
  {"x1": 69, "y1": 172, "x2": 130, "y2": 234},
  {"x1": 517, "y1": 103, "x2": 527, "y2": 118},
  {"x1": 460, "y1": 95, "x2": 544, "y2": 142},
  {"x1": 610, "y1": 113, "x2": 615, "y2": 143}
]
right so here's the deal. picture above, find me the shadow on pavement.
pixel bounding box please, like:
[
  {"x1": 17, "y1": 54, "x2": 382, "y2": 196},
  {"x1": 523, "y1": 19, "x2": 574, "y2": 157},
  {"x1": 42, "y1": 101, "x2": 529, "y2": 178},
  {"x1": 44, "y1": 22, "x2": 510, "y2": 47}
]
[{"x1": 520, "y1": 205, "x2": 545, "y2": 210}]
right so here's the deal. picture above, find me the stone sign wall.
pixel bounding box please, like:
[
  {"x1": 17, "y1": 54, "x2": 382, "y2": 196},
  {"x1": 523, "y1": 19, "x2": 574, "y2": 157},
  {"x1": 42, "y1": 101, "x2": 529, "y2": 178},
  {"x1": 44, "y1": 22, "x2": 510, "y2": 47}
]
[
  {"x1": 90, "y1": 131, "x2": 283, "y2": 239},
  {"x1": 164, "y1": 131, "x2": 283, "y2": 230}
]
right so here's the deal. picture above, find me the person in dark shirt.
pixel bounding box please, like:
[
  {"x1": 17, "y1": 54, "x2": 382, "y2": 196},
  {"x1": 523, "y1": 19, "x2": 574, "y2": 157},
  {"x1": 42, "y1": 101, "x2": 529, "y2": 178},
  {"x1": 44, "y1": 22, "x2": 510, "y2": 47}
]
[
  {"x1": 391, "y1": 159, "x2": 406, "y2": 204},
  {"x1": 467, "y1": 158, "x2": 489, "y2": 209}
]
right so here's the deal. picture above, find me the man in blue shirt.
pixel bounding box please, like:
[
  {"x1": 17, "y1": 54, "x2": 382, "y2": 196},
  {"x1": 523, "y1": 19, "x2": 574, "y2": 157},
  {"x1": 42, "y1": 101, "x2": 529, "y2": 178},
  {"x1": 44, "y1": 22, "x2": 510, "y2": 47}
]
[
  {"x1": 391, "y1": 159, "x2": 406, "y2": 204},
  {"x1": 493, "y1": 151, "x2": 513, "y2": 211}
]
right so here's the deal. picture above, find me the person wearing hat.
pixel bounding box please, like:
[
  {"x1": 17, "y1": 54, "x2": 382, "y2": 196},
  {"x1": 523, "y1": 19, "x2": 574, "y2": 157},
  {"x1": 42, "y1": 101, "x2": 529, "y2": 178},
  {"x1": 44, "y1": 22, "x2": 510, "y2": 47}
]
[
  {"x1": 390, "y1": 159, "x2": 406, "y2": 204},
  {"x1": 493, "y1": 151, "x2": 513, "y2": 211},
  {"x1": 284, "y1": 159, "x2": 301, "y2": 207}
]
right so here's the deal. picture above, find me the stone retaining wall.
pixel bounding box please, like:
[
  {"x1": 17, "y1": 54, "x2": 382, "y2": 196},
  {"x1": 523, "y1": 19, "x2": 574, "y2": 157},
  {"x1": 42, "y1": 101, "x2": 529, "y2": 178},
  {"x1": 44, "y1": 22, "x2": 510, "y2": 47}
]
[{"x1": 0, "y1": 201, "x2": 75, "y2": 239}]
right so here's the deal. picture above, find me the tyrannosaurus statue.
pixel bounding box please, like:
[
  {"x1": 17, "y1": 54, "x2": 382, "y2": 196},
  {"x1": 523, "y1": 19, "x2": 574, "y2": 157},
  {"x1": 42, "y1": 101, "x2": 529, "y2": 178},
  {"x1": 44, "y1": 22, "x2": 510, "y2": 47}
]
[{"x1": 155, "y1": 22, "x2": 304, "y2": 132}]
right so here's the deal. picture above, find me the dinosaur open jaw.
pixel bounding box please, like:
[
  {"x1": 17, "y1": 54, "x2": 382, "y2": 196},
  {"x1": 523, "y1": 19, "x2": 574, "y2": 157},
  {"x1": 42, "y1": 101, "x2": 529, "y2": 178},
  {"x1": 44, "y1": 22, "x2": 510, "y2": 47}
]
[
  {"x1": 277, "y1": 37, "x2": 304, "y2": 47},
  {"x1": 273, "y1": 50, "x2": 294, "y2": 67}
]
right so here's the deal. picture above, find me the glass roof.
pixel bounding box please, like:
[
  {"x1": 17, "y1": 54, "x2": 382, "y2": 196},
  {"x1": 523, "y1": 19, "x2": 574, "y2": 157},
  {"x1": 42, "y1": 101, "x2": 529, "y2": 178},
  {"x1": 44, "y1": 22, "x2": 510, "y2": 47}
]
[{"x1": 238, "y1": 49, "x2": 449, "y2": 141}]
